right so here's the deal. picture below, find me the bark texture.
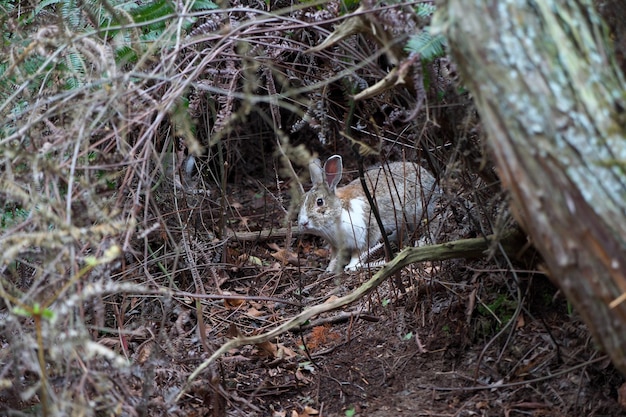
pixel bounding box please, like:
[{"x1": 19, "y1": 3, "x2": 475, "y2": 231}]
[{"x1": 435, "y1": 1, "x2": 626, "y2": 373}]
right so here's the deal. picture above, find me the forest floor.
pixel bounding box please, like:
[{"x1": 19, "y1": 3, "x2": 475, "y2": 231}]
[
  {"x1": 151, "y1": 179, "x2": 626, "y2": 417},
  {"x1": 2, "y1": 159, "x2": 625, "y2": 417}
]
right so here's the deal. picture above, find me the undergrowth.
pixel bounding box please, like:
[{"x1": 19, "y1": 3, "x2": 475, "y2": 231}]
[{"x1": 0, "y1": 0, "x2": 488, "y2": 415}]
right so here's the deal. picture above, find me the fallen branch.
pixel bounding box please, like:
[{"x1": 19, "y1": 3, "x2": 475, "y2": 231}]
[{"x1": 227, "y1": 227, "x2": 295, "y2": 242}]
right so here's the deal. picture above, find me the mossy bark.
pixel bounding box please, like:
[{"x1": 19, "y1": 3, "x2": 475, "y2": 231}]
[{"x1": 436, "y1": 0, "x2": 626, "y2": 374}]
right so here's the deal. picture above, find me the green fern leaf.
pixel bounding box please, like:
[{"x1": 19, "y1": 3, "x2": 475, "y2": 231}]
[
  {"x1": 131, "y1": 0, "x2": 174, "y2": 30},
  {"x1": 61, "y1": 0, "x2": 82, "y2": 28},
  {"x1": 65, "y1": 51, "x2": 87, "y2": 80},
  {"x1": 190, "y1": 0, "x2": 218, "y2": 10},
  {"x1": 405, "y1": 28, "x2": 447, "y2": 61},
  {"x1": 416, "y1": 3, "x2": 436, "y2": 18},
  {"x1": 115, "y1": 46, "x2": 138, "y2": 65},
  {"x1": 34, "y1": 0, "x2": 62, "y2": 15}
]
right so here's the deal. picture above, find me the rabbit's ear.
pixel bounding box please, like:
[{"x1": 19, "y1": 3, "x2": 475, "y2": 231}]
[
  {"x1": 309, "y1": 158, "x2": 323, "y2": 185},
  {"x1": 323, "y1": 155, "x2": 343, "y2": 191}
]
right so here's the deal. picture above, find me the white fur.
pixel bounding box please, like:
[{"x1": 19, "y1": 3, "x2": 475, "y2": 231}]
[
  {"x1": 339, "y1": 198, "x2": 368, "y2": 252},
  {"x1": 344, "y1": 256, "x2": 362, "y2": 271},
  {"x1": 297, "y1": 205, "x2": 309, "y2": 230}
]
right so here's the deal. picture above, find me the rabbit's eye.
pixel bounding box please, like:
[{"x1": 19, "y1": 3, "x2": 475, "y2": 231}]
[{"x1": 316, "y1": 198, "x2": 324, "y2": 207}]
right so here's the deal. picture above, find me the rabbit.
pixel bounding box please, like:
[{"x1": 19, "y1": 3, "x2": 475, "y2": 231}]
[{"x1": 298, "y1": 155, "x2": 439, "y2": 272}]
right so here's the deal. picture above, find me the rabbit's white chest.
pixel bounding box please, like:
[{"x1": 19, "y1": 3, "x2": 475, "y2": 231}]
[{"x1": 339, "y1": 198, "x2": 370, "y2": 250}]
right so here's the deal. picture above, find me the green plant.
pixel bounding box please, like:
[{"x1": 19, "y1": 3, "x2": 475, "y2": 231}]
[
  {"x1": 405, "y1": 29, "x2": 447, "y2": 61},
  {"x1": 1, "y1": 206, "x2": 29, "y2": 229},
  {"x1": 477, "y1": 293, "x2": 517, "y2": 329},
  {"x1": 405, "y1": 4, "x2": 447, "y2": 62}
]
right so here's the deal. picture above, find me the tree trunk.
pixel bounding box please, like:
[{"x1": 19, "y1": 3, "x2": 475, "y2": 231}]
[{"x1": 435, "y1": 1, "x2": 626, "y2": 373}]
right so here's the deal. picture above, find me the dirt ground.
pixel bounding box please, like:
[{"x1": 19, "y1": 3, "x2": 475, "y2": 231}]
[{"x1": 207, "y1": 268, "x2": 624, "y2": 417}]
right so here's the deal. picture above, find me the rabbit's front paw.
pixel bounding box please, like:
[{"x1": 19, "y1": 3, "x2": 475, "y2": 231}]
[
  {"x1": 344, "y1": 256, "x2": 362, "y2": 271},
  {"x1": 326, "y1": 257, "x2": 339, "y2": 273}
]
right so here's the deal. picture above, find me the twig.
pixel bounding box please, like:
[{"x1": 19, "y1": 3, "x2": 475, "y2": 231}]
[{"x1": 227, "y1": 227, "x2": 298, "y2": 242}]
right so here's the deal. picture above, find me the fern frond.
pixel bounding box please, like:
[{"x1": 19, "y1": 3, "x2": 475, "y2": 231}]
[
  {"x1": 189, "y1": 0, "x2": 218, "y2": 11},
  {"x1": 416, "y1": 3, "x2": 436, "y2": 18},
  {"x1": 61, "y1": 0, "x2": 82, "y2": 28},
  {"x1": 65, "y1": 51, "x2": 86, "y2": 84},
  {"x1": 405, "y1": 28, "x2": 447, "y2": 61}
]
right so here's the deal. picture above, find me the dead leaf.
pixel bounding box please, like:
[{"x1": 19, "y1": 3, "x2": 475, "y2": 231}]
[
  {"x1": 256, "y1": 340, "x2": 278, "y2": 357},
  {"x1": 98, "y1": 337, "x2": 120, "y2": 349},
  {"x1": 324, "y1": 295, "x2": 340, "y2": 304},
  {"x1": 301, "y1": 406, "x2": 319, "y2": 416},
  {"x1": 295, "y1": 368, "x2": 313, "y2": 385},
  {"x1": 246, "y1": 307, "x2": 263, "y2": 317},
  {"x1": 227, "y1": 323, "x2": 242, "y2": 338},
  {"x1": 476, "y1": 400, "x2": 489, "y2": 410},
  {"x1": 270, "y1": 248, "x2": 289, "y2": 263},
  {"x1": 276, "y1": 344, "x2": 297, "y2": 359},
  {"x1": 270, "y1": 248, "x2": 300, "y2": 265},
  {"x1": 223, "y1": 291, "x2": 245, "y2": 308},
  {"x1": 238, "y1": 254, "x2": 264, "y2": 266}
]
